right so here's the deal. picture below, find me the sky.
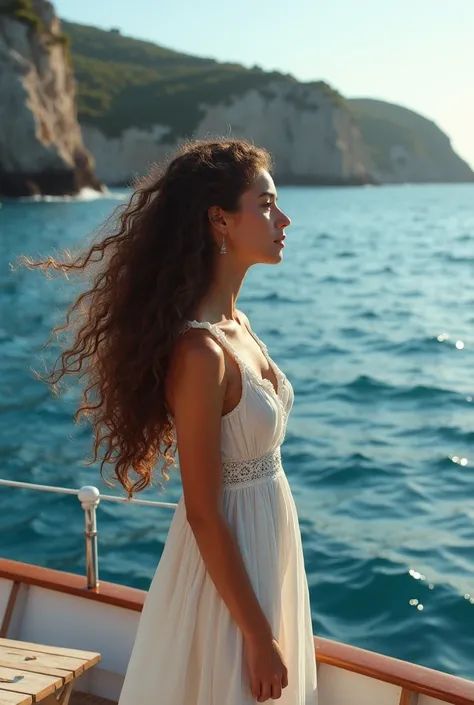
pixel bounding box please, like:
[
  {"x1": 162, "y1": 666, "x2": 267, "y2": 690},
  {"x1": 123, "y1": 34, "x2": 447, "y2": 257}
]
[{"x1": 55, "y1": 0, "x2": 474, "y2": 169}]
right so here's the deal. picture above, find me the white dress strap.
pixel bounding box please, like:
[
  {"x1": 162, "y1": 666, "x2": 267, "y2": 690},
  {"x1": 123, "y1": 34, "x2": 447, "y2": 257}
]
[
  {"x1": 184, "y1": 320, "x2": 227, "y2": 347},
  {"x1": 184, "y1": 320, "x2": 246, "y2": 374},
  {"x1": 184, "y1": 320, "x2": 284, "y2": 412}
]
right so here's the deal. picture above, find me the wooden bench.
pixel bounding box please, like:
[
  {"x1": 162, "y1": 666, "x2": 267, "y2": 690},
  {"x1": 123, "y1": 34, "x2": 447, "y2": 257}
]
[{"x1": 0, "y1": 638, "x2": 100, "y2": 705}]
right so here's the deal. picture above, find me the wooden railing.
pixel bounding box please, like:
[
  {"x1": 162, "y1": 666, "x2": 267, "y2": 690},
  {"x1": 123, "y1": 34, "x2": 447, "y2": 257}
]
[{"x1": 1, "y1": 559, "x2": 474, "y2": 705}]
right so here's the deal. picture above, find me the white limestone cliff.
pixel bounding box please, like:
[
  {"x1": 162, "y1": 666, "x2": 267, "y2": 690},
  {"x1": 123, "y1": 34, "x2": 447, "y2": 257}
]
[
  {"x1": 0, "y1": 0, "x2": 102, "y2": 197},
  {"x1": 81, "y1": 81, "x2": 374, "y2": 186}
]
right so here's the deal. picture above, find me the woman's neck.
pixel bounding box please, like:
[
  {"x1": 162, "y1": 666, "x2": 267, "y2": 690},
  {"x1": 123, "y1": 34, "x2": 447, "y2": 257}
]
[{"x1": 194, "y1": 257, "x2": 248, "y2": 323}]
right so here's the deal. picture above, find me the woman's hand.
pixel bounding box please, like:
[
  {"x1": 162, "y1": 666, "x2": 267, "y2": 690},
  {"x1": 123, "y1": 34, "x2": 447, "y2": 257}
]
[{"x1": 244, "y1": 634, "x2": 288, "y2": 702}]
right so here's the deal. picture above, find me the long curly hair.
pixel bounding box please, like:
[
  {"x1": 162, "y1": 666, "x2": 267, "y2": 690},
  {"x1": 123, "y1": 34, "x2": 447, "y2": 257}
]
[{"x1": 21, "y1": 139, "x2": 272, "y2": 497}]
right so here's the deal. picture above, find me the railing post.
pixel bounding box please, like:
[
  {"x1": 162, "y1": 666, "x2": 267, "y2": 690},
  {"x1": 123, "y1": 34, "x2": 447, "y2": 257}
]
[{"x1": 78, "y1": 486, "x2": 100, "y2": 589}]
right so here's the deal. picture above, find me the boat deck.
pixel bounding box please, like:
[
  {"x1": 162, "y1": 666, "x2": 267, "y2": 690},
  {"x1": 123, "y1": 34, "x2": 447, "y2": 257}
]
[{"x1": 71, "y1": 694, "x2": 117, "y2": 705}]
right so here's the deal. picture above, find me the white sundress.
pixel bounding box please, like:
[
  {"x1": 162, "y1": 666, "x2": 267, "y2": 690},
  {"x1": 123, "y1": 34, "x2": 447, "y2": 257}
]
[{"x1": 118, "y1": 321, "x2": 318, "y2": 704}]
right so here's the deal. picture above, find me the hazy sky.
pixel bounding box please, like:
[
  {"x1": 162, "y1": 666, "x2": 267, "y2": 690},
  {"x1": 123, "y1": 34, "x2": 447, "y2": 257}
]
[{"x1": 55, "y1": 0, "x2": 474, "y2": 168}]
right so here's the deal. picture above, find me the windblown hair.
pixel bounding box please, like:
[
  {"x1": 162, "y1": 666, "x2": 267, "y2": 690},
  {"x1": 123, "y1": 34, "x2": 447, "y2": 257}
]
[{"x1": 21, "y1": 139, "x2": 272, "y2": 497}]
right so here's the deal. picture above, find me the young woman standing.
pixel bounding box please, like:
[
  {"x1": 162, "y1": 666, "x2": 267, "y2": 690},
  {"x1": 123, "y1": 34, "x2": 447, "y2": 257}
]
[{"x1": 26, "y1": 139, "x2": 318, "y2": 704}]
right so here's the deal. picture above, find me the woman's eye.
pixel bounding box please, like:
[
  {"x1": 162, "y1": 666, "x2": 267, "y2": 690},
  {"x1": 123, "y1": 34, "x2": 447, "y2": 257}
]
[{"x1": 261, "y1": 202, "x2": 272, "y2": 208}]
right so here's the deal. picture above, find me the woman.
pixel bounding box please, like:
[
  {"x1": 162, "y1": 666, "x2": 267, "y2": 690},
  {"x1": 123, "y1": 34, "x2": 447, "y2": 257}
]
[{"x1": 25, "y1": 139, "x2": 318, "y2": 703}]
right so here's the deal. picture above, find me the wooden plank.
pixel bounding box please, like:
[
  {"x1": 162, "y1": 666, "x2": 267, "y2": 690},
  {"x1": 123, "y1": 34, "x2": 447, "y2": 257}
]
[
  {"x1": 315, "y1": 636, "x2": 474, "y2": 705},
  {"x1": 0, "y1": 583, "x2": 21, "y2": 639},
  {"x1": 0, "y1": 560, "x2": 145, "y2": 613},
  {"x1": 0, "y1": 642, "x2": 99, "y2": 670},
  {"x1": 0, "y1": 664, "x2": 63, "y2": 700},
  {"x1": 42, "y1": 682, "x2": 73, "y2": 705},
  {"x1": 0, "y1": 689, "x2": 33, "y2": 705},
  {"x1": 0, "y1": 661, "x2": 72, "y2": 683},
  {"x1": 400, "y1": 688, "x2": 419, "y2": 705},
  {"x1": 0, "y1": 647, "x2": 85, "y2": 678}
]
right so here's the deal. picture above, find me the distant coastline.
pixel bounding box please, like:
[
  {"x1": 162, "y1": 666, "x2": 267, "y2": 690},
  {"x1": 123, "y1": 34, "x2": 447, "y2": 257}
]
[{"x1": 1, "y1": 3, "x2": 473, "y2": 198}]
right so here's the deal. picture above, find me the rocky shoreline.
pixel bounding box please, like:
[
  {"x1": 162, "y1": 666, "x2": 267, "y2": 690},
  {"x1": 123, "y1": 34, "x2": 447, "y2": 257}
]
[{"x1": 0, "y1": 0, "x2": 102, "y2": 198}]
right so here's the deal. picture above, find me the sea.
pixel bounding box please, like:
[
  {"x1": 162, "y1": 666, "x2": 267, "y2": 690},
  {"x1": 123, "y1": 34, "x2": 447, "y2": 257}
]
[{"x1": 1, "y1": 183, "x2": 473, "y2": 681}]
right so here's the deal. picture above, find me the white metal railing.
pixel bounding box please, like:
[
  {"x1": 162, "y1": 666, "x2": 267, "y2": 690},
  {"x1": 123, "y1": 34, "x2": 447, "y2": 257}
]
[{"x1": 0, "y1": 478, "x2": 178, "y2": 589}]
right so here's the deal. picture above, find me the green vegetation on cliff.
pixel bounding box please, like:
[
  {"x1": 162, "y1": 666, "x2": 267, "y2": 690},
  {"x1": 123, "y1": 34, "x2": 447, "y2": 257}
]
[
  {"x1": 349, "y1": 99, "x2": 473, "y2": 179},
  {"x1": 62, "y1": 20, "x2": 344, "y2": 140},
  {"x1": 0, "y1": 0, "x2": 70, "y2": 52},
  {"x1": 0, "y1": 0, "x2": 43, "y2": 31}
]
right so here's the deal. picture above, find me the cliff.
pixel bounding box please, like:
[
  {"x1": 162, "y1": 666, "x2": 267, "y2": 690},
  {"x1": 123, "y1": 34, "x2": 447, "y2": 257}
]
[
  {"x1": 63, "y1": 20, "x2": 473, "y2": 186},
  {"x1": 3, "y1": 8, "x2": 471, "y2": 192},
  {"x1": 81, "y1": 80, "x2": 372, "y2": 186},
  {"x1": 0, "y1": 0, "x2": 102, "y2": 197},
  {"x1": 63, "y1": 21, "x2": 373, "y2": 186},
  {"x1": 349, "y1": 99, "x2": 474, "y2": 184}
]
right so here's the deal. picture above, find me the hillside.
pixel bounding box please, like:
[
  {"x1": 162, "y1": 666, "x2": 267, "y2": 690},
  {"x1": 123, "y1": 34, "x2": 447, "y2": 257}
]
[
  {"x1": 63, "y1": 20, "x2": 343, "y2": 144},
  {"x1": 349, "y1": 99, "x2": 473, "y2": 183},
  {"x1": 60, "y1": 20, "x2": 369, "y2": 186},
  {"x1": 59, "y1": 20, "x2": 473, "y2": 186}
]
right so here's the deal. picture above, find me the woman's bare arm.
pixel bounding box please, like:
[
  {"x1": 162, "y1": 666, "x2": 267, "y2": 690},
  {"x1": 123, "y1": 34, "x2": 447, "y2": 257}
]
[{"x1": 168, "y1": 330, "x2": 273, "y2": 643}]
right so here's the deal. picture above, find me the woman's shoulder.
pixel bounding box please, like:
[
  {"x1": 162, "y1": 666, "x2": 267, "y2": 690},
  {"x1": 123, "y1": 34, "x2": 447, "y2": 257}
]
[
  {"x1": 166, "y1": 326, "x2": 227, "y2": 412},
  {"x1": 173, "y1": 325, "x2": 226, "y2": 372}
]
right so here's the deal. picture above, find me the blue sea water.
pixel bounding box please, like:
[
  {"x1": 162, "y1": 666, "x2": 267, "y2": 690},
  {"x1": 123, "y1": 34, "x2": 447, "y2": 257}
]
[{"x1": 0, "y1": 184, "x2": 473, "y2": 681}]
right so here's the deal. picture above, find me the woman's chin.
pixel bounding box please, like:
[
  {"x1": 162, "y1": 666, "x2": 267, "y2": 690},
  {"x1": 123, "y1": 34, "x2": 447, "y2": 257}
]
[
  {"x1": 272, "y1": 249, "x2": 284, "y2": 264},
  {"x1": 250, "y1": 249, "x2": 284, "y2": 266}
]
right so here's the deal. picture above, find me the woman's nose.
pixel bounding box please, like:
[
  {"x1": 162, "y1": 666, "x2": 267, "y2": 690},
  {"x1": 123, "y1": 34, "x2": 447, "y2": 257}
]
[{"x1": 277, "y1": 209, "x2": 291, "y2": 229}]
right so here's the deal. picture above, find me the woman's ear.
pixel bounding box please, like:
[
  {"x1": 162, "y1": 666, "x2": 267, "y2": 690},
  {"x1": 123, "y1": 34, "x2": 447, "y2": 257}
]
[{"x1": 208, "y1": 206, "x2": 227, "y2": 234}]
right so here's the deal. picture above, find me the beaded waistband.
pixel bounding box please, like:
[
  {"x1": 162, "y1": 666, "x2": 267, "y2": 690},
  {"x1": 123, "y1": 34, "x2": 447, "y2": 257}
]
[{"x1": 222, "y1": 447, "x2": 283, "y2": 487}]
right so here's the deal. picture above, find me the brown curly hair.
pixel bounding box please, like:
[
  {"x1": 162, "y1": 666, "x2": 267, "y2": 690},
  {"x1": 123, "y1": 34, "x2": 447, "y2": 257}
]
[{"x1": 20, "y1": 139, "x2": 272, "y2": 497}]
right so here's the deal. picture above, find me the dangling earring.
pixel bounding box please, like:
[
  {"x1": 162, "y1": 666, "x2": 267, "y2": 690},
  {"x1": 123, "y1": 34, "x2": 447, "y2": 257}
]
[{"x1": 220, "y1": 235, "x2": 227, "y2": 255}]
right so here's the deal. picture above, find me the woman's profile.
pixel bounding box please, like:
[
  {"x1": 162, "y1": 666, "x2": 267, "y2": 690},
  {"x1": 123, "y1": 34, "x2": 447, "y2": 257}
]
[{"x1": 24, "y1": 139, "x2": 318, "y2": 703}]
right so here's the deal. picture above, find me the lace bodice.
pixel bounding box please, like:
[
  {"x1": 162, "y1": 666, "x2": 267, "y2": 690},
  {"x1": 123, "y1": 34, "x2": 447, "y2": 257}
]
[{"x1": 181, "y1": 320, "x2": 294, "y2": 486}]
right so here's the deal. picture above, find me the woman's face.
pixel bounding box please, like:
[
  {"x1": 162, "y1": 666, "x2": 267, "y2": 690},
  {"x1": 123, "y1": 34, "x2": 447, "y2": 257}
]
[{"x1": 220, "y1": 169, "x2": 291, "y2": 266}]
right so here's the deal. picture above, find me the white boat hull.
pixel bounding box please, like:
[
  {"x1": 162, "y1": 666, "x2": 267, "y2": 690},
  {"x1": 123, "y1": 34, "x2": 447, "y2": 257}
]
[{"x1": 1, "y1": 560, "x2": 473, "y2": 705}]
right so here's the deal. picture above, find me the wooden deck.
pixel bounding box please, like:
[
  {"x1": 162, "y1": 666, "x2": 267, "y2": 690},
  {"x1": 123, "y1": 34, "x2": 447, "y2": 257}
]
[{"x1": 71, "y1": 694, "x2": 117, "y2": 705}]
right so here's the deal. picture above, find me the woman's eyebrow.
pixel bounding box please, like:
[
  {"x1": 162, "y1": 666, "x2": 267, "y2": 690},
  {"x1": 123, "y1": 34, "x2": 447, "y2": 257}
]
[{"x1": 258, "y1": 190, "x2": 278, "y2": 200}]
